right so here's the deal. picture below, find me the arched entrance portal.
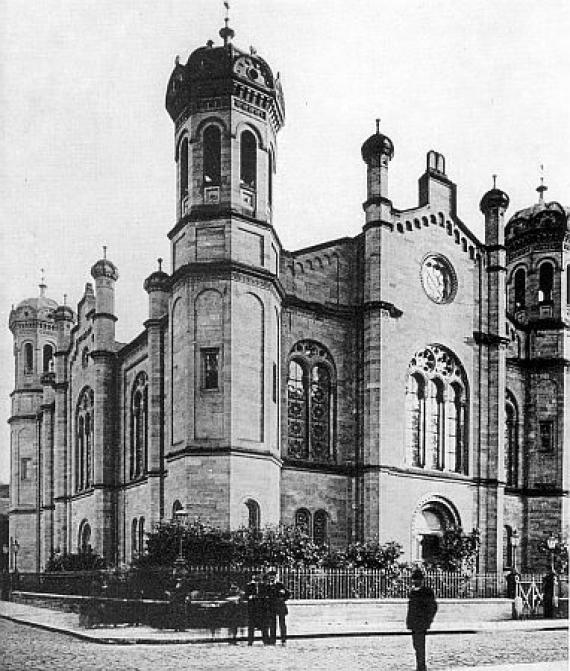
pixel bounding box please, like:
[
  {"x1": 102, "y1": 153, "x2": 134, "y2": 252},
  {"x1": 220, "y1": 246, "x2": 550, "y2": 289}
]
[{"x1": 413, "y1": 498, "x2": 459, "y2": 563}]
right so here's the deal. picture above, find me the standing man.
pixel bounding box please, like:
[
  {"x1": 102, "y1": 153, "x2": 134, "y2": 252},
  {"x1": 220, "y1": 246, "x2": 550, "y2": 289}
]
[
  {"x1": 244, "y1": 570, "x2": 269, "y2": 645},
  {"x1": 406, "y1": 568, "x2": 438, "y2": 671},
  {"x1": 265, "y1": 570, "x2": 291, "y2": 645}
]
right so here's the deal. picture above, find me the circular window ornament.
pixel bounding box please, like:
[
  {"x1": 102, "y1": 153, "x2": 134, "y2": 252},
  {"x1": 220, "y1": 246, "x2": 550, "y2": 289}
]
[{"x1": 421, "y1": 254, "x2": 457, "y2": 304}]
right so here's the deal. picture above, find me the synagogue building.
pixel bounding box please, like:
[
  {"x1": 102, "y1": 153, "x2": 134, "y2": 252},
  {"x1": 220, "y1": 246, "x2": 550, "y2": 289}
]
[{"x1": 9, "y1": 19, "x2": 569, "y2": 573}]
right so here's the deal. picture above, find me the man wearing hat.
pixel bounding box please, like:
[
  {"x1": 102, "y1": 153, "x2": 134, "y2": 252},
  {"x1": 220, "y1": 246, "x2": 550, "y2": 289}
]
[
  {"x1": 265, "y1": 570, "x2": 291, "y2": 645},
  {"x1": 406, "y1": 568, "x2": 438, "y2": 671},
  {"x1": 244, "y1": 570, "x2": 269, "y2": 645}
]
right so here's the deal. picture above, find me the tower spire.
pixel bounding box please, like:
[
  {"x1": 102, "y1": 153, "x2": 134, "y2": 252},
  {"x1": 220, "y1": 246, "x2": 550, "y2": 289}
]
[
  {"x1": 39, "y1": 268, "x2": 47, "y2": 297},
  {"x1": 219, "y1": 1, "x2": 235, "y2": 46},
  {"x1": 536, "y1": 164, "x2": 548, "y2": 203}
]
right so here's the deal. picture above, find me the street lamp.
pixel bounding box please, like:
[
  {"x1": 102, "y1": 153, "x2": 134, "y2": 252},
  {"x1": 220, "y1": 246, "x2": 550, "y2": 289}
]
[
  {"x1": 546, "y1": 535, "x2": 557, "y2": 573},
  {"x1": 174, "y1": 506, "x2": 191, "y2": 578},
  {"x1": 510, "y1": 529, "x2": 519, "y2": 572}
]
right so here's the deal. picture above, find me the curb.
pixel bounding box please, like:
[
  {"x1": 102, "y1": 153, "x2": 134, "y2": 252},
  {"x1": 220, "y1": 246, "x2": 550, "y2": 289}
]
[{"x1": 1, "y1": 613, "x2": 568, "y2": 646}]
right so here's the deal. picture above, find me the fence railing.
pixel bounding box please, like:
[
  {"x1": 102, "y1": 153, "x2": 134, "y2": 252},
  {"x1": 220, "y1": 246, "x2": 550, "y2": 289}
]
[{"x1": 10, "y1": 567, "x2": 519, "y2": 601}]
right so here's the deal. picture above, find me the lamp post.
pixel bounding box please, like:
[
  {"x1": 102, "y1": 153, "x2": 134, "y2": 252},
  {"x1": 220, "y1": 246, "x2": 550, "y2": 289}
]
[
  {"x1": 510, "y1": 529, "x2": 519, "y2": 572},
  {"x1": 546, "y1": 535, "x2": 557, "y2": 574},
  {"x1": 174, "y1": 506, "x2": 191, "y2": 579}
]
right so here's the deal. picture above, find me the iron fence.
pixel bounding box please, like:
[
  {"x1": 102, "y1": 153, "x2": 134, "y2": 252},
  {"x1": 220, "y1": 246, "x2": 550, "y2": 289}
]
[{"x1": 12, "y1": 567, "x2": 515, "y2": 600}]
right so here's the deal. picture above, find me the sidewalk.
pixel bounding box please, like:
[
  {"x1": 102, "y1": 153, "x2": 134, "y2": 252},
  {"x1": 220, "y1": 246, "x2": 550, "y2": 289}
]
[{"x1": 0, "y1": 599, "x2": 567, "y2": 645}]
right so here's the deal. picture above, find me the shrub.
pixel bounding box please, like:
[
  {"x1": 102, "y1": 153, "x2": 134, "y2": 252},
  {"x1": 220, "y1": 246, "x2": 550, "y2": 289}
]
[{"x1": 45, "y1": 548, "x2": 107, "y2": 572}]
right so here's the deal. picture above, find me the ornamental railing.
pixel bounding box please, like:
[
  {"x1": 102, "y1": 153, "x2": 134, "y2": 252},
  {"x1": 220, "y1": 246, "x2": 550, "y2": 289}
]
[{"x1": 10, "y1": 567, "x2": 517, "y2": 601}]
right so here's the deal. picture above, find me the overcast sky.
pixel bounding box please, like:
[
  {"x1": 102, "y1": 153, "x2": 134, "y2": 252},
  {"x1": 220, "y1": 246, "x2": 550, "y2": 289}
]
[{"x1": 1, "y1": 0, "x2": 569, "y2": 483}]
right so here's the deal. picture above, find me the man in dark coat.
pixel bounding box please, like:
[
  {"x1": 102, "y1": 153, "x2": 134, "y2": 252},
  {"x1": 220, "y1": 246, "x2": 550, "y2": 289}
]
[
  {"x1": 244, "y1": 570, "x2": 269, "y2": 645},
  {"x1": 265, "y1": 570, "x2": 291, "y2": 645},
  {"x1": 406, "y1": 568, "x2": 438, "y2": 671}
]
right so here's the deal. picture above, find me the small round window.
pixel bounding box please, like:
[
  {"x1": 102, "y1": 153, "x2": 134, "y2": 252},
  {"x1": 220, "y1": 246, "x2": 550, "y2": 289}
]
[{"x1": 421, "y1": 254, "x2": 457, "y2": 304}]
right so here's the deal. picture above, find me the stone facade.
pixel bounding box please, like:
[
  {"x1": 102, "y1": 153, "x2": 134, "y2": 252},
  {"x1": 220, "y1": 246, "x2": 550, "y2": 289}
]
[{"x1": 8, "y1": 24, "x2": 568, "y2": 573}]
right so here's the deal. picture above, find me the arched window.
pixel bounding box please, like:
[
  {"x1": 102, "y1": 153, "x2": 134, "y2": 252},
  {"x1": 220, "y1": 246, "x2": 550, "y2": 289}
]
[
  {"x1": 179, "y1": 136, "x2": 189, "y2": 209},
  {"x1": 172, "y1": 499, "x2": 182, "y2": 521},
  {"x1": 405, "y1": 345, "x2": 468, "y2": 474},
  {"x1": 567, "y1": 264, "x2": 570, "y2": 304},
  {"x1": 43, "y1": 344, "x2": 54, "y2": 372},
  {"x1": 294, "y1": 508, "x2": 311, "y2": 533},
  {"x1": 78, "y1": 520, "x2": 91, "y2": 554},
  {"x1": 505, "y1": 397, "x2": 518, "y2": 487},
  {"x1": 75, "y1": 388, "x2": 94, "y2": 492},
  {"x1": 538, "y1": 262, "x2": 554, "y2": 303},
  {"x1": 24, "y1": 343, "x2": 33, "y2": 374},
  {"x1": 245, "y1": 499, "x2": 260, "y2": 531},
  {"x1": 268, "y1": 148, "x2": 274, "y2": 208},
  {"x1": 313, "y1": 510, "x2": 328, "y2": 545},
  {"x1": 131, "y1": 518, "x2": 138, "y2": 560},
  {"x1": 287, "y1": 341, "x2": 336, "y2": 463},
  {"x1": 504, "y1": 525, "x2": 514, "y2": 569},
  {"x1": 240, "y1": 130, "x2": 257, "y2": 189},
  {"x1": 405, "y1": 374, "x2": 425, "y2": 466},
  {"x1": 514, "y1": 268, "x2": 526, "y2": 309},
  {"x1": 130, "y1": 372, "x2": 148, "y2": 480},
  {"x1": 138, "y1": 517, "x2": 145, "y2": 556},
  {"x1": 415, "y1": 502, "x2": 456, "y2": 564},
  {"x1": 203, "y1": 125, "x2": 221, "y2": 185}
]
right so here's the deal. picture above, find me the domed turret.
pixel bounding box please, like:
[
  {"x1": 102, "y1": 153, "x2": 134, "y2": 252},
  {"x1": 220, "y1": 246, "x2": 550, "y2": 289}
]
[
  {"x1": 361, "y1": 124, "x2": 394, "y2": 164},
  {"x1": 480, "y1": 187, "x2": 510, "y2": 214},
  {"x1": 361, "y1": 120, "x2": 393, "y2": 224},
  {"x1": 9, "y1": 282, "x2": 58, "y2": 331}
]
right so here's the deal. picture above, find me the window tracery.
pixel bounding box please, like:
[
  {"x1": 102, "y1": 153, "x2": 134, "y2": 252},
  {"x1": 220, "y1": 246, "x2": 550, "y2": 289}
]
[
  {"x1": 405, "y1": 345, "x2": 467, "y2": 474},
  {"x1": 75, "y1": 388, "x2": 94, "y2": 492},
  {"x1": 130, "y1": 372, "x2": 148, "y2": 480},
  {"x1": 287, "y1": 341, "x2": 335, "y2": 463}
]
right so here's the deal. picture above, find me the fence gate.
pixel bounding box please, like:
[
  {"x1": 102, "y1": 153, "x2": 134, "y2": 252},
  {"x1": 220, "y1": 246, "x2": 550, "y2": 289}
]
[{"x1": 516, "y1": 576, "x2": 543, "y2": 618}]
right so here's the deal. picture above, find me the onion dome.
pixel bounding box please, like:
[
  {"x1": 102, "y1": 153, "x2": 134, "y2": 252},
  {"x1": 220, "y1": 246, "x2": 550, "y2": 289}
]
[
  {"x1": 361, "y1": 119, "x2": 394, "y2": 164},
  {"x1": 9, "y1": 281, "x2": 58, "y2": 331},
  {"x1": 479, "y1": 188, "x2": 510, "y2": 213},
  {"x1": 505, "y1": 200, "x2": 570, "y2": 244},
  {"x1": 91, "y1": 247, "x2": 118, "y2": 282},
  {"x1": 144, "y1": 258, "x2": 170, "y2": 293},
  {"x1": 165, "y1": 19, "x2": 284, "y2": 128}
]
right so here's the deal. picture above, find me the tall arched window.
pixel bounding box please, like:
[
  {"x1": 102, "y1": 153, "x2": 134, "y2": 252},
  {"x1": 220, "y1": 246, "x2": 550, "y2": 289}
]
[
  {"x1": 138, "y1": 517, "x2": 145, "y2": 556},
  {"x1": 130, "y1": 372, "x2": 148, "y2": 480},
  {"x1": 245, "y1": 499, "x2": 260, "y2": 531},
  {"x1": 76, "y1": 388, "x2": 94, "y2": 492},
  {"x1": 566, "y1": 264, "x2": 570, "y2": 304},
  {"x1": 313, "y1": 510, "x2": 328, "y2": 545},
  {"x1": 287, "y1": 341, "x2": 336, "y2": 463},
  {"x1": 240, "y1": 130, "x2": 257, "y2": 189},
  {"x1": 405, "y1": 345, "x2": 468, "y2": 474},
  {"x1": 179, "y1": 136, "x2": 189, "y2": 209},
  {"x1": 514, "y1": 268, "x2": 526, "y2": 309},
  {"x1": 538, "y1": 262, "x2": 554, "y2": 303},
  {"x1": 78, "y1": 520, "x2": 91, "y2": 554},
  {"x1": 203, "y1": 125, "x2": 221, "y2": 185},
  {"x1": 24, "y1": 343, "x2": 34, "y2": 374},
  {"x1": 294, "y1": 508, "x2": 311, "y2": 532},
  {"x1": 505, "y1": 396, "x2": 518, "y2": 487},
  {"x1": 268, "y1": 148, "x2": 274, "y2": 208},
  {"x1": 131, "y1": 518, "x2": 138, "y2": 560},
  {"x1": 43, "y1": 344, "x2": 54, "y2": 372}
]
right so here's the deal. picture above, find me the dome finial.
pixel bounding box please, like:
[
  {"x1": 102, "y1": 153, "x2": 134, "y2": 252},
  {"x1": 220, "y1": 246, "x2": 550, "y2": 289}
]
[
  {"x1": 376, "y1": 118, "x2": 381, "y2": 134},
  {"x1": 39, "y1": 268, "x2": 47, "y2": 297},
  {"x1": 220, "y1": 1, "x2": 235, "y2": 46},
  {"x1": 103, "y1": 245, "x2": 107, "y2": 260},
  {"x1": 537, "y1": 163, "x2": 548, "y2": 203},
  {"x1": 158, "y1": 257, "x2": 163, "y2": 272},
  {"x1": 492, "y1": 174, "x2": 497, "y2": 189}
]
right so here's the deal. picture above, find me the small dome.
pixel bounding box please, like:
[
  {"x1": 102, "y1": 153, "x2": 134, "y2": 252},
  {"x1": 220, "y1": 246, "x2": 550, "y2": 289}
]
[
  {"x1": 15, "y1": 295, "x2": 58, "y2": 313},
  {"x1": 165, "y1": 36, "x2": 284, "y2": 126},
  {"x1": 361, "y1": 130, "x2": 394, "y2": 164},
  {"x1": 9, "y1": 289, "x2": 58, "y2": 331},
  {"x1": 91, "y1": 257, "x2": 119, "y2": 281},
  {"x1": 144, "y1": 259, "x2": 169, "y2": 294},
  {"x1": 479, "y1": 187, "x2": 510, "y2": 213},
  {"x1": 505, "y1": 200, "x2": 570, "y2": 241}
]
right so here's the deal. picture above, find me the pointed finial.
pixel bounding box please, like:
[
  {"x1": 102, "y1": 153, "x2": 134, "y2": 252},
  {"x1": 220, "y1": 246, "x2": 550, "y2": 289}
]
[
  {"x1": 39, "y1": 268, "x2": 47, "y2": 296},
  {"x1": 158, "y1": 257, "x2": 163, "y2": 272},
  {"x1": 536, "y1": 163, "x2": 548, "y2": 203},
  {"x1": 376, "y1": 118, "x2": 381, "y2": 134},
  {"x1": 103, "y1": 245, "x2": 107, "y2": 260},
  {"x1": 175, "y1": 55, "x2": 180, "y2": 66},
  {"x1": 250, "y1": 45, "x2": 257, "y2": 56},
  {"x1": 220, "y1": 1, "x2": 235, "y2": 46},
  {"x1": 63, "y1": 293, "x2": 68, "y2": 306}
]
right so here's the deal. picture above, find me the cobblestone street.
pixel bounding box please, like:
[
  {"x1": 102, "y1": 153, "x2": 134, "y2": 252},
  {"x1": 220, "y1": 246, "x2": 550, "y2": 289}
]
[{"x1": 0, "y1": 620, "x2": 567, "y2": 671}]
